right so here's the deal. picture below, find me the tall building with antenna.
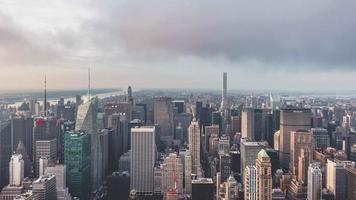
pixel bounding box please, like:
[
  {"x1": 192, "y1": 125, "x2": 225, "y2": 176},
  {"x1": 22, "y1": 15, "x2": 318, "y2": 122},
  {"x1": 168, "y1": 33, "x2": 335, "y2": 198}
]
[{"x1": 75, "y1": 69, "x2": 102, "y2": 192}]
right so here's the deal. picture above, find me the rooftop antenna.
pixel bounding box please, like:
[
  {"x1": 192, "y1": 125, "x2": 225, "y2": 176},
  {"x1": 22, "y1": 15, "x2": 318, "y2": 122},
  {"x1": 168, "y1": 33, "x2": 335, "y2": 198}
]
[
  {"x1": 87, "y1": 68, "x2": 91, "y2": 101},
  {"x1": 44, "y1": 74, "x2": 47, "y2": 116}
]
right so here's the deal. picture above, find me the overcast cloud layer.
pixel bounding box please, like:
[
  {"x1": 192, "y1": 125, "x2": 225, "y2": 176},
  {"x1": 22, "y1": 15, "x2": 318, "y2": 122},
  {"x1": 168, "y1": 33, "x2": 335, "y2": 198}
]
[{"x1": 0, "y1": 0, "x2": 356, "y2": 90}]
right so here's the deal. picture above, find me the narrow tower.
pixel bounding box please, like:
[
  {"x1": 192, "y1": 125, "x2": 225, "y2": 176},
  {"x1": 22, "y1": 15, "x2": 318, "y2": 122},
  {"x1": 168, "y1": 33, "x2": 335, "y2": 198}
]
[
  {"x1": 220, "y1": 72, "x2": 227, "y2": 111},
  {"x1": 44, "y1": 75, "x2": 47, "y2": 116}
]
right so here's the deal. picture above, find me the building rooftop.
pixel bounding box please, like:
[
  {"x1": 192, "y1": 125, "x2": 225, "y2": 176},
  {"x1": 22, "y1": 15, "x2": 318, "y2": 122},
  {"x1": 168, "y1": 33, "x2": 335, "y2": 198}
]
[
  {"x1": 192, "y1": 178, "x2": 213, "y2": 184},
  {"x1": 257, "y1": 149, "x2": 270, "y2": 158}
]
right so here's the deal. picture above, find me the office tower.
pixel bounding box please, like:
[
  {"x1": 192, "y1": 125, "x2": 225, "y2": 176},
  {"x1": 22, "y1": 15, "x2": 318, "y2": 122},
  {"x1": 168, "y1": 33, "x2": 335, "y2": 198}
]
[
  {"x1": 211, "y1": 111, "x2": 221, "y2": 126},
  {"x1": 57, "y1": 120, "x2": 75, "y2": 164},
  {"x1": 326, "y1": 159, "x2": 347, "y2": 200},
  {"x1": 34, "y1": 138, "x2": 57, "y2": 177},
  {"x1": 153, "y1": 167, "x2": 163, "y2": 195},
  {"x1": 64, "y1": 130, "x2": 90, "y2": 199},
  {"x1": 10, "y1": 116, "x2": 33, "y2": 158},
  {"x1": 32, "y1": 117, "x2": 57, "y2": 176},
  {"x1": 175, "y1": 124, "x2": 184, "y2": 142},
  {"x1": 279, "y1": 108, "x2": 311, "y2": 169},
  {"x1": 130, "y1": 126, "x2": 156, "y2": 194},
  {"x1": 173, "y1": 100, "x2": 185, "y2": 114},
  {"x1": 184, "y1": 150, "x2": 192, "y2": 195},
  {"x1": 99, "y1": 129, "x2": 109, "y2": 178},
  {"x1": 350, "y1": 143, "x2": 356, "y2": 161},
  {"x1": 240, "y1": 139, "x2": 268, "y2": 178},
  {"x1": 311, "y1": 128, "x2": 330, "y2": 151},
  {"x1": 104, "y1": 102, "x2": 132, "y2": 124},
  {"x1": 307, "y1": 163, "x2": 322, "y2": 200},
  {"x1": 290, "y1": 130, "x2": 313, "y2": 182},
  {"x1": 161, "y1": 153, "x2": 184, "y2": 194},
  {"x1": 107, "y1": 171, "x2": 130, "y2": 200},
  {"x1": 345, "y1": 163, "x2": 356, "y2": 200},
  {"x1": 244, "y1": 165, "x2": 257, "y2": 200},
  {"x1": 220, "y1": 72, "x2": 227, "y2": 112},
  {"x1": 205, "y1": 125, "x2": 219, "y2": 152},
  {"x1": 107, "y1": 113, "x2": 129, "y2": 170},
  {"x1": 256, "y1": 149, "x2": 272, "y2": 200},
  {"x1": 219, "y1": 135, "x2": 230, "y2": 155},
  {"x1": 188, "y1": 119, "x2": 201, "y2": 175},
  {"x1": 9, "y1": 154, "x2": 24, "y2": 186},
  {"x1": 45, "y1": 164, "x2": 71, "y2": 200},
  {"x1": 230, "y1": 150, "x2": 241, "y2": 174},
  {"x1": 242, "y1": 108, "x2": 263, "y2": 141},
  {"x1": 231, "y1": 116, "x2": 241, "y2": 135},
  {"x1": 0, "y1": 121, "x2": 12, "y2": 190},
  {"x1": 15, "y1": 141, "x2": 32, "y2": 178},
  {"x1": 191, "y1": 178, "x2": 214, "y2": 200},
  {"x1": 32, "y1": 174, "x2": 57, "y2": 200},
  {"x1": 154, "y1": 97, "x2": 174, "y2": 144},
  {"x1": 225, "y1": 175, "x2": 238, "y2": 200},
  {"x1": 75, "y1": 97, "x2": 102, "y2": 191},
  {"x1": 219, "y1": 154, "x2": 231, "y2": 182},
  {"x1": 127, "y1": 86, "x2": 133, "y2": 105},
  {"x1": 118, "y1": 151, "x2": 130, "y2": 172},
  {"x1": 39, "y1": 156, "x2": 48, "y2": 178}
]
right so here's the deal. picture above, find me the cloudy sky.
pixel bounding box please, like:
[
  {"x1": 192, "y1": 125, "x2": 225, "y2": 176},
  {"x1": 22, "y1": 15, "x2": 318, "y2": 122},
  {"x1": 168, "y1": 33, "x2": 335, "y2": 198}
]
[{"x1": 0, "y1": 0, "x2": 356, "y2": 91}]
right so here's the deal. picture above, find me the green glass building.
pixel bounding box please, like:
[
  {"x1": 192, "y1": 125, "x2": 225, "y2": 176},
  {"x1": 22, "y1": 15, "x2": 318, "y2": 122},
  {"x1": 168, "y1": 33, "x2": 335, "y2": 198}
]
[{"x1": 64, "y1": 130, "x2": 90, "y2": 199}]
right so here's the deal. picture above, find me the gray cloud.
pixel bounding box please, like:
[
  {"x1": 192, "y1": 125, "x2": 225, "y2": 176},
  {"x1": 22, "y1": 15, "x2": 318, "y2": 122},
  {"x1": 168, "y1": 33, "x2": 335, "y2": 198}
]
[{"x1": 90, "y1": 0, "x2": 356, "y2": 69}]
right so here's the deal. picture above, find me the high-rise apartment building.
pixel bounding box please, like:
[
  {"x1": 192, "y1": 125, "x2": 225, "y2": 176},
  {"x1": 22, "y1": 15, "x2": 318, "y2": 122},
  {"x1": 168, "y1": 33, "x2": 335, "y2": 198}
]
[
  {"x1": 188, "y1": 119, "x2": 201, "y2": 175},
  {"x1": 256, "y1": 149, "x2": 272, "y2": 200},
  {"x1": 64, "y1": 130, "x2": 91, "y2": 199},
  {"x1": 154, "y1": 97, "x2": 174, "y2": 144},
  {"x1": 130, "y1": 126, "x2": 156, "y2": 194},
  {"x1": 307, "y1": 163, "x2": 322, "y2": 200},
  {"x1": 220, "y1": 72, "x2": 227, "y2": 112},
  {"x1": 244, "y1": 165, "x2": 257, "y2": 200},
  {"x1": 279, "y1": 108, "x2": 311, "y2": 169}
]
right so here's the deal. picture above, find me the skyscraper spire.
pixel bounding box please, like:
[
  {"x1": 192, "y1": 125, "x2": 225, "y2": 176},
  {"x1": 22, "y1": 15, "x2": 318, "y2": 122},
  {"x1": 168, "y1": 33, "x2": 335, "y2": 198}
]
[
  {"x1": 88, "y1": 68, "x2": 91, "y2": 101},
  {"x1": 44, "y1": 74, "x2": 47, "y2": 116}
]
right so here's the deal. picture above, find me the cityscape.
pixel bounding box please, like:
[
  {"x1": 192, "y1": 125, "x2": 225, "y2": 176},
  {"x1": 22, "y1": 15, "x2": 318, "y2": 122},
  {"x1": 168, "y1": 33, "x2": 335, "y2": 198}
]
[{"x1": 1, "y1": 1, "x2": 356, "y2": 200}]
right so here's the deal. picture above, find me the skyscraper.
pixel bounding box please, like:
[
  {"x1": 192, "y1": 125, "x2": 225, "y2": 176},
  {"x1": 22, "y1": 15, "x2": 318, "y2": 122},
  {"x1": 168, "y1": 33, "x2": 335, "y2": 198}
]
[
  {"x1": 307, "y1": 163, "x2": 322, "y2": 200},
  {"x1": 220, "y1": 72, "x2": 227, "y2": 111},
  {"x1": 161, "y1": 153, "x2": 184, "y2": 195},
  {"x1": 32, "y1": 174, "x2": 57, "y2": 200},
  {"x1": 241, "y1": 108, "x2": 263, "y2": 141},
  {"x1": 326, "y1": 159, "x2": 347, "y2": 200},
  {"x1": 15, "y1": 141, "x2": 32, "y2": 178},
  {"x1": 279, "y1": 108, "x2": 311, "y2": 169},
  {"x1": 130, "y1": 126, "x2": 156, "y2": 194},
  {"x1": 244, "y1": 165, "x2": 257, "y2": 200},
  {"x1": 64, "y1": 130, "x2": 91, "y2": 199},
  {"x1": 75, "y1": 97, "x2": 102, "y2": 191},
  {"x1": 256, "y1": 149, "x2": 272, "y2": 200},
  {"x1": 240, "y1": 138, "x2": 268, "y2": 178},
  {"x1": 9, "y1": 154, "x2": 24, "y2": 187},
  {"x1": 154, "y1": 97, "x2": 174, "y2": 145},
  {"x1": 290, "y1": 130, "x2": 313, "y2": 183},
  {"x1": 34, "y1": 138, "x2": 57, "y2": 177},
  {"x1": 188, "y1": 118, "x2": 201, "y2": 175},
  {"x1": 0, "y1": 121, "x2": 12, "y2": 190},
  {"x1": 191, "y1": 178, "x2": 214, "y2": 200},
  {"x1": 44, "y1": 164, "x2": 72, "y2": 200}
]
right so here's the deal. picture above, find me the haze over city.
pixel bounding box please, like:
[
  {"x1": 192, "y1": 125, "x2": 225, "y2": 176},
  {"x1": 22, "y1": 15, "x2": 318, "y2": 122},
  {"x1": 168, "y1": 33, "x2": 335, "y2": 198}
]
[{"x1": 1, "y1": 0, "x2": 356, "y2": 90}]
